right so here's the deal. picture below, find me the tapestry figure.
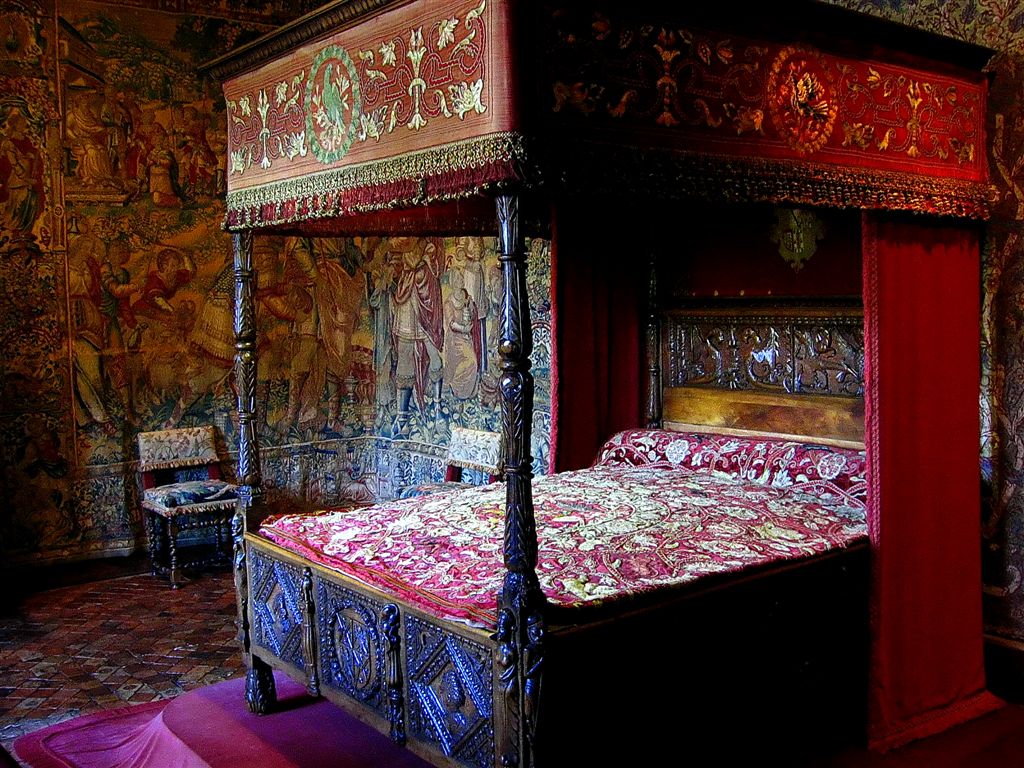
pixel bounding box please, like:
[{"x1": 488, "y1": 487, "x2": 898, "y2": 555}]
[
  {"x1": 65, "y1": 92, "x2": 120, "y2": 190},
  {"x1": 443, "y1": 269, "x2": 480, "y2": 400},
  {"x1": 0, "y1": 108, "x2": 42, "y2": 245},
  {"x1": 314, "y1": 239, "x2": 366, "y2": 431},
  {"x1": 456, "y1": 236, "x2": 488, "y2": 374},
  {"x1": 131, "y1": 247, "x2": 195, "y2": 324},
  {"x1": 367, "y1": 240, "x2": 397, "y2": 408},
  {"x1": 68, "y1": 237, "x2": 111, "y2": 429},
  {"x1": 389, "y1": 236, "x2": 444, "y2": 435},
  {"x1": 279, "y1": 236, "x2": 321, "y2": 432},
  {"x1": 176, "y1": 105, "x2": 217, "y2": 199},
  {"x1": 100, "y1": 238, "x2": 139, "y2": 404},
  {"x1": 146, "y1": 125, "x2": 182, "y2": 207}
]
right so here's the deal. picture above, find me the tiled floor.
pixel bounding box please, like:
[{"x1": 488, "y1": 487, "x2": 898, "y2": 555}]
[
  {"x1": 4, "y1": 569, "x2": 1024, "y2": 767},
  {"x1": 0, "y1": 571, "x2": 243, "y2": 757}
]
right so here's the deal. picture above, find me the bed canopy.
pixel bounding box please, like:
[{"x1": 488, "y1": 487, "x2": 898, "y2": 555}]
[{"x1": 203, "y1": 0, "x2": 995, "y2": 763}]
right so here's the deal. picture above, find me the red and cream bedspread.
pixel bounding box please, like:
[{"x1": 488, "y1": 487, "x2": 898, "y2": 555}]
[{"x1": 258, "y1": 461, "x2": 867, "y2": 627}]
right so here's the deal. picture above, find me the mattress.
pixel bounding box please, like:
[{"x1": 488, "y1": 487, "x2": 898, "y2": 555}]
[{"x1": 258, "y1": 437, "x2": 868, "y2": 626}]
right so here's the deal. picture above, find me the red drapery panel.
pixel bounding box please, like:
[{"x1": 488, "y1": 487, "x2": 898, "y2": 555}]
[
  {"x1": 550, "y1": 203, "x2": 644, "y2": 472},
  {"x1": 863, "y1": 214, "x2": 998, "y2": 750}
]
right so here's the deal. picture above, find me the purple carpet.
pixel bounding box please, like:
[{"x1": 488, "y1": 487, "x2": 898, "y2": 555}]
[{"x1": 14, "y1": 673, "x2": 433, "y2": 768}]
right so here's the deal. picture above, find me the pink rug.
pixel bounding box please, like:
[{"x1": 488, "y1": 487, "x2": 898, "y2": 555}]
[{"x1": 14, "y1": 674, "x2": 432, "y2": 768}]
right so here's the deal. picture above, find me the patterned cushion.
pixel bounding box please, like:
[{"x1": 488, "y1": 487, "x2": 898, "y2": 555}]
[
  {"x1": 595, "y1": 429, "x2": 867, "y2": 503},
  {"x1": 143, "y1": 480, "x2": 237, "y2": 514}
]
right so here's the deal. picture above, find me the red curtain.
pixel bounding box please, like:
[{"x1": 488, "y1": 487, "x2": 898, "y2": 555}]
[
  {"x1": 550, "y1": 203, "x2": 645, "y2": 472},
  {"x1": 862, "y1": 214, "x2": 998, "y2": 749}
]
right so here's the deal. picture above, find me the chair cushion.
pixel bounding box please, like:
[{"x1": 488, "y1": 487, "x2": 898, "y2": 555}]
[{"x1": 143, "y1": 480, "x2": 238, "y2": 515}]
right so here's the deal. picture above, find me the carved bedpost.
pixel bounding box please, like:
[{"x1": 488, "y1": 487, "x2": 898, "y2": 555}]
[
  {"x1": 300, "y1": 567, "x2": 320, "y2": 697},
  {"x1": 645, "y1": 256, "x2": 662, "y2": 428},
  {"x1": 233, "y1": 231, "x2": 277, "y2": 714},
  {"x1": 494, "y1": 193, "x2": 546, "y2": 768}
]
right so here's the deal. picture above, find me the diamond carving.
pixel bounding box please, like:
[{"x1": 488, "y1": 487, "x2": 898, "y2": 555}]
[
  {"x1": 249, "y1": 549, "x2": 306, "y2": 671},
  {"x1": 406, "y1": 616, "x2": 493, "y2": 768}
]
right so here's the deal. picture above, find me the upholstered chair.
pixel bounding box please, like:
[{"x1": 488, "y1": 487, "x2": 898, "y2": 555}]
[
  {"x1": 136, "y1": 425, "x2": 238, "y2": 587},
  {"x1": 399, "y1": 426, "x2": 503, "y2": 498}
]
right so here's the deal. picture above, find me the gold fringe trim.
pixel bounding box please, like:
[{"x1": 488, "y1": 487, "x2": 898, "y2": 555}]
[
  {"x1": 143, "y1": 499, "x2": 239, "y2": 516},
  {"x1": 560, "y1": 142, "x2": 996, "y2": 219},
  {"x1": 225, "y1": 132, "x2": 534, "y2": 230},
  {"x1": 137, "y1": 456, "x2": 216, "y2": 473}
]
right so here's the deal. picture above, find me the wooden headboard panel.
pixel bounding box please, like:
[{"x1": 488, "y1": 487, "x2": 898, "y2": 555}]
[{"x1": 652, "y1": 303, "x2": 865, "y2": 447}]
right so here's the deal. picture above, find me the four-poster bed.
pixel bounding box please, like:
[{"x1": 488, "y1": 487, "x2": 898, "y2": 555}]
[{"x1": 203, "y1": 0, "x2": 994, "y2": 764}]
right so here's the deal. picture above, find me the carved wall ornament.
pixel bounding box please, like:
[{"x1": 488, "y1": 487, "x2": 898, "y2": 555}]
[{"x1": 770, "y1": 208, "x2": 826, "y2": 272}]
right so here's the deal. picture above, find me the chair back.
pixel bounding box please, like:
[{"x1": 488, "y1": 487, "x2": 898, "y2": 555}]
[
  {"x1": 446, "y1": 427, "x2": 503, "y2": 481},
  {"x1": 137, "y1": 426, "x2": 222, "y2": 487}
]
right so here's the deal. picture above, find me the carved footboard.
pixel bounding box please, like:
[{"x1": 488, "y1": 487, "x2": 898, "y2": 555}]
[
  {"x1": 246, "y1": 537, "x2": 499, "y2": 768},
  {"x1": 243, "y1": 533, "x2": 871, "y2": 766}
]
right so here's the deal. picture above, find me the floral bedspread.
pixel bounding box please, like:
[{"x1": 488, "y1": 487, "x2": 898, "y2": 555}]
[{"x1": 259, "y1": 461, "x2": 867, "y2": 627}]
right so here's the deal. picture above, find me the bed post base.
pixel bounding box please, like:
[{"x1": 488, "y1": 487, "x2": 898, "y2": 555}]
[
  {"x1": 245, "y1": 655, "x2": 278, "y2": 714},
  {"x1": 494, "y1": 193, "x2": 546, "y2": 768},
  {"x1": 233, "y1": 230, "x2": 278, "y2": 715}
]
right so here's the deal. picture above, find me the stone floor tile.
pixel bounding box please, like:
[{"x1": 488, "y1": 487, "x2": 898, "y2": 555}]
[{"x1": 0, "y1": 572, "x2": 244, "y2": 756}]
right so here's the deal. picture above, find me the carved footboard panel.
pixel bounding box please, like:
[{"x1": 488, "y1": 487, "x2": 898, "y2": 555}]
[
  {"x1": 245, "y1": 533, "x2": 870, "y2": 766},
  {"x1": 246, "y1": 536, "x2": 498, "y2": 768}
]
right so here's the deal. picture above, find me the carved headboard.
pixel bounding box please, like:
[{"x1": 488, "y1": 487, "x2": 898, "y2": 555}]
[{"x1": 652, "y1": 302, "x2": 865, "y2": 447}]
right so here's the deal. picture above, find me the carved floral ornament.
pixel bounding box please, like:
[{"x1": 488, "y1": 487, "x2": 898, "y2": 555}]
[{"x1": 226, "y1": 0, "x2": 489, "y2": 177}]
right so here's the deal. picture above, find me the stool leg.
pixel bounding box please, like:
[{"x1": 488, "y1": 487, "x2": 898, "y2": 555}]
[
  {"x1": 168, "y1": 519, "x2": 181, "y2": 588},
  {"x1": 145, "y1": 511, "x2": 159, "y2": 577}
]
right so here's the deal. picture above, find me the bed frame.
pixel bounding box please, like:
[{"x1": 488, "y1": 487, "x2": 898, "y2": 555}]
[{"x1": 202, "y1": 1, "x2": 993, "y2": 764}]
